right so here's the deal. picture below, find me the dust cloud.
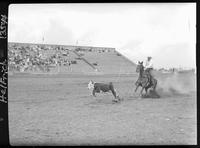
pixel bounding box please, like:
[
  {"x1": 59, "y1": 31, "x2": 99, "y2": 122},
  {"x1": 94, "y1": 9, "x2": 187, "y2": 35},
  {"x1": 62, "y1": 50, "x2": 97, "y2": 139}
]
[{"x1": 156, "y1": 72, "x2": 196, "y2": 97}]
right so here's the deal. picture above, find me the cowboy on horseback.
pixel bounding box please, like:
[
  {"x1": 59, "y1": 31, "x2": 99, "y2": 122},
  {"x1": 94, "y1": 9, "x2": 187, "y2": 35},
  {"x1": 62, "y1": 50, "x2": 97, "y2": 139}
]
[
  {"x1": 135, "y1": 57, "x2": 159, "y2": 98},
  {"x1": 144, "y1": 56, "x2": 154, "y2": 84}
]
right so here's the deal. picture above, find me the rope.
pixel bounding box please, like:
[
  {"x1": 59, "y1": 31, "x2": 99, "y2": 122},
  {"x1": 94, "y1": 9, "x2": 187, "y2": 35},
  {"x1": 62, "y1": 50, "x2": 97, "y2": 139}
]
[{"x1": 113, "y1": 61, "x2": 124, "y2": 99}]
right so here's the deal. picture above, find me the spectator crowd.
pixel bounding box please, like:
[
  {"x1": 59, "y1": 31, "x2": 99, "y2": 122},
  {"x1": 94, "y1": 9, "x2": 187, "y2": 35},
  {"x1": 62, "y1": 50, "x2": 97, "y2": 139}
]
[{"x1": 8, "y1": 43, "x2": 72, "y2": 73}]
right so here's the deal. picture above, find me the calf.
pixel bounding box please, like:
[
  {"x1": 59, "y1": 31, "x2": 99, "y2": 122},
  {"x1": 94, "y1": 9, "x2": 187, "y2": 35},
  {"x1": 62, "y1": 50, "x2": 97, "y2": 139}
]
[{"x1": 87, "y1": 80, "x2": 120, "y2": 102}]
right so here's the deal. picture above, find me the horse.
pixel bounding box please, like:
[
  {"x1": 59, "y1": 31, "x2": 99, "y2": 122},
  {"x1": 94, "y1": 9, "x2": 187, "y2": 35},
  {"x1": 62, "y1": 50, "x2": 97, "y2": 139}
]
[{"x1": 135, "y1": 61, "x2": 157, "y2": 97}]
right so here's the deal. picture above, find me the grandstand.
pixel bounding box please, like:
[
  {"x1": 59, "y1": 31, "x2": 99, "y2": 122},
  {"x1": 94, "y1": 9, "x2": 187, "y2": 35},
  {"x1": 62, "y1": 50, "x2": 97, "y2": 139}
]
[{"x1": 8, "y1": 42, "x2": 137, "y2": 75}]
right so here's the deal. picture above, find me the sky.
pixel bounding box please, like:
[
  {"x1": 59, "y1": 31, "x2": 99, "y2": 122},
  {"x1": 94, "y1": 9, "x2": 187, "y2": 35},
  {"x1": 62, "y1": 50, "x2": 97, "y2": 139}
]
[{"x1": 8, "y1": 3, "x2": 196, "y2": 69}]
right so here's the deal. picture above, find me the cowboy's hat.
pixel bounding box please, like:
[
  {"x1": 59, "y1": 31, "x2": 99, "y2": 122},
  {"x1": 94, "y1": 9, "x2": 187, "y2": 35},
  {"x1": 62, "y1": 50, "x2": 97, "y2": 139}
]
[{"x1": 147, "y1": 56, "x2": 152, "y2": 59}]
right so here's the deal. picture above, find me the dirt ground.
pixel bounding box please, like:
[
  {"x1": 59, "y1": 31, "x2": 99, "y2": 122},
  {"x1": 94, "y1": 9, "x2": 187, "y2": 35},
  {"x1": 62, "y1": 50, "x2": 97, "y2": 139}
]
[{"x1": 8, "y1": 73, "x2": 197, "y2": 146}]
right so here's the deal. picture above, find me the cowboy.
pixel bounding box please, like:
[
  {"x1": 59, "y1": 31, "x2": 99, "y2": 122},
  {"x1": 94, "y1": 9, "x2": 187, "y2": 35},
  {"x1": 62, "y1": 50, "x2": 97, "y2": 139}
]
[{"x1": 144, "y1": 56, "x2": 154, "y2": 83}]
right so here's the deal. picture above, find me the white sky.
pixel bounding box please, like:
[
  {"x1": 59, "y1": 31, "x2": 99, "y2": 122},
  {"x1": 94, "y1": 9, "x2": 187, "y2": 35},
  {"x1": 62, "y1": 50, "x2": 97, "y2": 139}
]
[{"x1": 8, "y1": 3, "x2": 196, "y2": 69}]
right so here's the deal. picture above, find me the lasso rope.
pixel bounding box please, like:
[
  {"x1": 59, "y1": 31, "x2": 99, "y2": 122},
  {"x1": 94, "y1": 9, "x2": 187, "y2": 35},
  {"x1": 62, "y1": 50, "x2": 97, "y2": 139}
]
[{"x1": 113, "y1": 60, "x2": 125, "y2": 100}]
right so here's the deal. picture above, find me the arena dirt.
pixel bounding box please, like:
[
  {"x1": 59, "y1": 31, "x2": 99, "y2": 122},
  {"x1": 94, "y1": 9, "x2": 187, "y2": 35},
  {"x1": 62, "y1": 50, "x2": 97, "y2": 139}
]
[{"x1": 8, "y1": 72, "x2": 196, "y2": 145}]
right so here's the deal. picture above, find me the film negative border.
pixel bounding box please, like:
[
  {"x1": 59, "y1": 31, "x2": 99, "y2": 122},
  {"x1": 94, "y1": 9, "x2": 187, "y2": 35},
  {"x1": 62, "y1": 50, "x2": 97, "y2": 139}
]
[
  {"x1": 0, "y1": 2, "x2": 9, "y2": 146},
  {"x1": 0, "y1": 0, "x2": 198, "y2": 147}
]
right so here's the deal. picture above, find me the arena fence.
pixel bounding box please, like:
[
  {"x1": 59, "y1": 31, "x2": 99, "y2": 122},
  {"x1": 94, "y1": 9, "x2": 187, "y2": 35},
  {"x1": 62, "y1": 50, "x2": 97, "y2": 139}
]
[{"x1": 8, "y1": 64, "x2": 61, "y2": 74}]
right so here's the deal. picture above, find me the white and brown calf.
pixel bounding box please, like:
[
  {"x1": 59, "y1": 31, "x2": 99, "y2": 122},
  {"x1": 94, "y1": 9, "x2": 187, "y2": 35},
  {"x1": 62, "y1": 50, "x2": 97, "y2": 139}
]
[{"x1": 87, "y1": 80, "x2": 121, "y2": 102}]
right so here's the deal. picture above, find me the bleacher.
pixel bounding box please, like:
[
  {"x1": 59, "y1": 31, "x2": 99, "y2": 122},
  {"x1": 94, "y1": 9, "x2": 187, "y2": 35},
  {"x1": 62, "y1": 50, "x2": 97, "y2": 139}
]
[{"x1": 8, "y1": 42, "x2": 137, "y2": 75}]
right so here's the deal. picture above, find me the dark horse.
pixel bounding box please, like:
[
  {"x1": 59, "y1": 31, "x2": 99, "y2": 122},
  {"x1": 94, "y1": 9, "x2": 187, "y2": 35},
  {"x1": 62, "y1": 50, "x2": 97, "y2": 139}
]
[{"x1": 135, "y1": 61, "x2": 157, "y2": 97}]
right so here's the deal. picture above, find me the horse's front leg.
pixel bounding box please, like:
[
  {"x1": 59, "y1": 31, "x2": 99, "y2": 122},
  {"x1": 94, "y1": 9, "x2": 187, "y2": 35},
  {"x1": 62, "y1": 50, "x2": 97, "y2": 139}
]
[
  {"x1": 140, "y1": 87, "x2": 145, "y2": 97},
  {"x1": 135, "y1": 84, "x2": 140, "y2": 92}
]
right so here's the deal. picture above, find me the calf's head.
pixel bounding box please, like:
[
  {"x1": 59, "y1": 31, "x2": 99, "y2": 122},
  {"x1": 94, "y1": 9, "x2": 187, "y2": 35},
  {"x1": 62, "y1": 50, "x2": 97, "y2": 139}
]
[{"x1": 88, "y1": 80, "x2": 95, "y2": 90}]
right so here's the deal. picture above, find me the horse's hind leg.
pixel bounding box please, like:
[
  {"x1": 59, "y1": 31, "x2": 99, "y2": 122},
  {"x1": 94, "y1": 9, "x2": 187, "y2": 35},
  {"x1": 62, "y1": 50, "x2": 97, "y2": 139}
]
[{"x1": 145, "y1": 87, "x2": 148, "y2": 95}]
